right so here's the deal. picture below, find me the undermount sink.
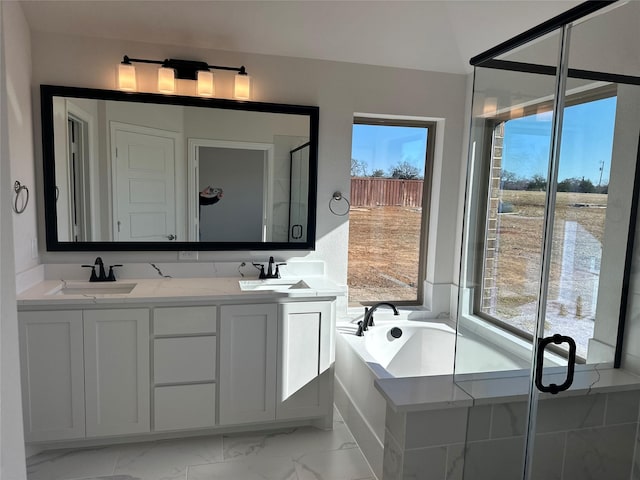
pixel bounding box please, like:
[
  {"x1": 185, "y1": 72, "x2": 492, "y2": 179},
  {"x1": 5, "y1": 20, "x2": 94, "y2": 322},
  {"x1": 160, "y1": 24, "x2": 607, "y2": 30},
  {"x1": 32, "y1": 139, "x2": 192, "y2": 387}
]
[
  {"x1": 48, "y1": 282, "x2": 137, "y2": 296},
  {"x1": 239, "y1": 279, "x2": 310, "y2": 292}
]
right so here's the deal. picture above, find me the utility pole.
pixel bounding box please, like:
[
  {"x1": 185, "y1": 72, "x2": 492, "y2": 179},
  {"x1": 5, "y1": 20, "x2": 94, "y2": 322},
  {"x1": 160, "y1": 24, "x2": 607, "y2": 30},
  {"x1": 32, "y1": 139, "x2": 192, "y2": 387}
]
[{"x1": 598, "y1": 159, "x2": 605, "y2": 187}]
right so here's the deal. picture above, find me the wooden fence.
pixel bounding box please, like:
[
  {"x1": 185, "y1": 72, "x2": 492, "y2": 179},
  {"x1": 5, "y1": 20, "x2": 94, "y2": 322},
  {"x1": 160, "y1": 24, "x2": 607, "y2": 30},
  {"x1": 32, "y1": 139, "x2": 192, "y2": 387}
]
[{"x1": 350, "y1": 177, "x2": 424, "y2": 207}]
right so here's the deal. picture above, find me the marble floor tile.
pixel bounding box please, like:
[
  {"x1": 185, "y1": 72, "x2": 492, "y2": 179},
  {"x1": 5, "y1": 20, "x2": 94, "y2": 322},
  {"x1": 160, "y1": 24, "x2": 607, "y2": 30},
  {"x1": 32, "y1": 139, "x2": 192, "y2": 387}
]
[
  {"x1": 27, "y1": 446, "x2": 119, "y2": 480},
  {"x1": 294, "y1": 448, "x2": 374, "y2": 480},
  {"x1": 223, "y1": 426, "x2": 358, "y2": 461},
  {"x1": 68, "y1": 477, "x2": 140, "y2": 480},
  {"x1": 187, "y1": 456, "x2": 299, "y2": 480},
  {"x1": 112, "y1": 436, "x2": 223, "y2": 480},
  {"x1": 26, "y1": 409, "x2": 374, "y2": 480}
]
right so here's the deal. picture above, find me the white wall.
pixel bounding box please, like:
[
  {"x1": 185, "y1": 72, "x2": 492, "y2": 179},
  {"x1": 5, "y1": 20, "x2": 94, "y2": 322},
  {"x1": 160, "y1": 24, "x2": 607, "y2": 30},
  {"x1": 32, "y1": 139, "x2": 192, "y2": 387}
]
[
  {"x1": 6, "y1": 0, "x2": 37, "y2": 275},
  {"x1": 1, "y1": 2, "x2": 28, "y2": 479},
  {"x1": 29, "y1": 31, "x2": 468, "y2": 294}
]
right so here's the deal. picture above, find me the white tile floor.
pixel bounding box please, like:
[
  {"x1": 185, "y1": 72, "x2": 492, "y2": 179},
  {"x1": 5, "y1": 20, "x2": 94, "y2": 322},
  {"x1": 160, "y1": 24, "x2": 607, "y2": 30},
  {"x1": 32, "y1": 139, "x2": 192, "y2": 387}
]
[{"x1": 26, "y1": 409, "x2": 376, "y2": 480}]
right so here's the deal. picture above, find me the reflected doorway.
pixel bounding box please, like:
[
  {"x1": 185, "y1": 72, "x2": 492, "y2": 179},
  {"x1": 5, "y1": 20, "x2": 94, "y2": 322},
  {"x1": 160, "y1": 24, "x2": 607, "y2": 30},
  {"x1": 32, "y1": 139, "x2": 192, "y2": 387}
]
[{"x1": 188, "y1": 139, "x2": 274, "y2": 242}]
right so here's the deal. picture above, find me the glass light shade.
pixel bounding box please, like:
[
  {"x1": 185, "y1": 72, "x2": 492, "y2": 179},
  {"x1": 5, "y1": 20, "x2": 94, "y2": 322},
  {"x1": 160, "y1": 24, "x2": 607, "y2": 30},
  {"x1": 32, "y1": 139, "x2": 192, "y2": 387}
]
[
  {"x1": 118, "y1": 63, "x2": 137, "y2": 91},
  {"x1": 157, "y1": 67, "x2": 176, "y2": 94},
  {"x1": 197, "y1": 70, "x2": 215, "y2": 97},
  {"x1": 234, "y1": 73, "x2": 251, "y2": 100}
]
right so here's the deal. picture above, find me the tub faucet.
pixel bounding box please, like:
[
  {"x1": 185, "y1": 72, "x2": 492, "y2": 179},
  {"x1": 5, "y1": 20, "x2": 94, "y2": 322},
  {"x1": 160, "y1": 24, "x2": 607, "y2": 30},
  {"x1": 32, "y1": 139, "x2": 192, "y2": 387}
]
[{"x1": 364, "y1": 302, "x2": 399, "y2": 328}]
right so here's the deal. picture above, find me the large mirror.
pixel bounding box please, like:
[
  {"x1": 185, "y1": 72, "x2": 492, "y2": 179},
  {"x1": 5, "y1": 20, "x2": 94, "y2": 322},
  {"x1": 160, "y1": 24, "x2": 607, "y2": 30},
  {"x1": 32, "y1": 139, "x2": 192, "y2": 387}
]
[{"x1": 41, "y1": 85, "x2": 318, "y2": 251}]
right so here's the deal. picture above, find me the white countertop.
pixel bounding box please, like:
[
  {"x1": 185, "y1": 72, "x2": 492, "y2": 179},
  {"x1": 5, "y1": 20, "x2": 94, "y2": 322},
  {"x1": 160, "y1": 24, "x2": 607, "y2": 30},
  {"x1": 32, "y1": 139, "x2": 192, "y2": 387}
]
[{"x1": 17, "y1": 276, "x2": 345, "y2": 307}]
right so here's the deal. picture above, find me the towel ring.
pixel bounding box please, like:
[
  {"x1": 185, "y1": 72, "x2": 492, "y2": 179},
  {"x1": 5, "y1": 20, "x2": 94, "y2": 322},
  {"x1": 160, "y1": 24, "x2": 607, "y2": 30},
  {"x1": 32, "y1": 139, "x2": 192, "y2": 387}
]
[
  {"x1": 329, "y1": 191, "x2": 350, "y2": 216},
  {"x1": 13, "y1": 181, "x2": 29, "y2": 214}
]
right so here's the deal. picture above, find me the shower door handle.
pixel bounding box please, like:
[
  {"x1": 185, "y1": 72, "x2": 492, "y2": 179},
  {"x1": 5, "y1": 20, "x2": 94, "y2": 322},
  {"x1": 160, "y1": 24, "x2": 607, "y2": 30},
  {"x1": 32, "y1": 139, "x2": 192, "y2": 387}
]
[{"x1": 534, "y1": 334, "x2": 576, "y2": 394}]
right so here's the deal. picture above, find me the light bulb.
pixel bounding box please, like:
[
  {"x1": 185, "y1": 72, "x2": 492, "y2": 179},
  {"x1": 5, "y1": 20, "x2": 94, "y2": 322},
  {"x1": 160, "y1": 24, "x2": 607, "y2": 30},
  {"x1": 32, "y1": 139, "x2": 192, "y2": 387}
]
[
  {"x1": 118, "y1": 63, "x2": 137, "y2": 91},
  {"x1": 234, "y1": 73, "x2": 251, "y2": 100},
  {"x1": 197, "y1": 70, "x2": 215, "y2": 97},
  {"x1": 158, "y1": 67, "x2": 176, "y2": 94}
]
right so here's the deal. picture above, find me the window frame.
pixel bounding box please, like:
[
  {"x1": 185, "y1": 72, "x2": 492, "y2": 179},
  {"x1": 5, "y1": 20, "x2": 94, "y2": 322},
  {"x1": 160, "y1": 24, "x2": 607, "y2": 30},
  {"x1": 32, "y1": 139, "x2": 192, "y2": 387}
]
[
  {"x1": 349, "y1": 116, "x2": 437, "y2": 307},
  {"x1": 472, "y1": 85, "x2": 618, "y2": 359}
]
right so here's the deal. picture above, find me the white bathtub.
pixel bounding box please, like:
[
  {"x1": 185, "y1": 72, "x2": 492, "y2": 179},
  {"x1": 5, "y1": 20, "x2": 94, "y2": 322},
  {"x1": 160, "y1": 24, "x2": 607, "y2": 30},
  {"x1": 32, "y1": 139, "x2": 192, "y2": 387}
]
[
  {"x1": 340, "y1": 320, "x2": 457, "y2": 378},
  {"x1": 334, "y1": 317, "x2": 525, "y2": 478}
]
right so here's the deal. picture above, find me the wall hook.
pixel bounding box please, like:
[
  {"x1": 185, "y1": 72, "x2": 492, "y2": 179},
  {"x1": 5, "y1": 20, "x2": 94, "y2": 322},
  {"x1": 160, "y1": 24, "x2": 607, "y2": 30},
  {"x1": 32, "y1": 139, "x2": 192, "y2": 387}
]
[
  {"x1": 329, "y1": 191, "x2": 350, "y2": 216},
  {"x1": 13, "y1": 181, "x2": 29, "y2": 214}
]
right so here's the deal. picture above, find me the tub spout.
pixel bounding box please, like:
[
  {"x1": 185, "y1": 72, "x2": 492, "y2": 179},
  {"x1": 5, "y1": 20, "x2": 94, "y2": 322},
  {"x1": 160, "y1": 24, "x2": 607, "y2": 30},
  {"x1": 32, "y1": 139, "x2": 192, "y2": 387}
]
[{"x1": 364, "y1": 302, "x2": 399, "y2": 328}]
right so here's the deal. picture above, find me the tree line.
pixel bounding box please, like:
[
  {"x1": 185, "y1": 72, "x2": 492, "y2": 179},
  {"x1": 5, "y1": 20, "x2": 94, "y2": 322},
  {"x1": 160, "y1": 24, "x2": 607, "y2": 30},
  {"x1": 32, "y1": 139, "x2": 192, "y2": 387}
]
[
  {"x1": 501, "y1": 170, "x2": 608, "y2": 194},
  {"x1": 351, "y1": 158, "x2": 423, "y2": 180}
]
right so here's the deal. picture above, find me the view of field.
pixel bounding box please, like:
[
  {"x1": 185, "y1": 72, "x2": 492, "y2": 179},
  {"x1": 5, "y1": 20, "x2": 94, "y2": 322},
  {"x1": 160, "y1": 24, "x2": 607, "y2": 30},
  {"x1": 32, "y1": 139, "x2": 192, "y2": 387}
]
[
  {"x1": 485, "y1": 190, "x2": 607, "y2": 358},
  {"x1": 347, "y1": 206, "x2": 422, "y2": 303},
  {"x1": 347, "y1": 191, "x2": 607, "y2": 358}
]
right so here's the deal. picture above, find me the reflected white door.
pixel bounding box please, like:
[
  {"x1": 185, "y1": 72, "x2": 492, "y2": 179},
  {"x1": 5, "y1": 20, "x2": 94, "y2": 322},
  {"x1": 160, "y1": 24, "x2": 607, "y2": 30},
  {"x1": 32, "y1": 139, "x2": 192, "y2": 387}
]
[{"x1": 112, "y1": 126, "x2": 177, "y2": 241}]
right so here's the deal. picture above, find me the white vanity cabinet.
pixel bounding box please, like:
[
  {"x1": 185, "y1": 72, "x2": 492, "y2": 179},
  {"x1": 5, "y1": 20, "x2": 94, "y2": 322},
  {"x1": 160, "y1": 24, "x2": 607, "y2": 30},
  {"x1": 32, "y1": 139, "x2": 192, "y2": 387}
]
[
  {"x1": 18, "y1": 285, "x2": 337, "y2": 444},
  {"x1": 152, "y1": 306, "x2": 217, "y2": 432},
  {"x1": 19, "y1": 311, "x2": 86, "y2": 442},
  {"x1": 218, "y1": 303, "x2": 278, "y2": 425},
  {"x1": 84, "y1": 309, "x2": 150, "y2": 436},
  {"x1": 218, "y1": 300, "x2": 335, "y2": 426},
  {"x1": 276, "y1": 301, "x2": 334, "y2": 420},
  {"x1": 19, "y1": 308, "x2": 150, "y2": 442}
]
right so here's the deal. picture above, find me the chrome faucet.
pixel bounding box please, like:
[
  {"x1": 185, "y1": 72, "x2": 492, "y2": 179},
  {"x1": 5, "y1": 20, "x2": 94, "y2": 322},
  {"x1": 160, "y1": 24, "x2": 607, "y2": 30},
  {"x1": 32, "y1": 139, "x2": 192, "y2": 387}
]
[{"x1": 363, "y1": 302, "x2": 399, "y2": 330}]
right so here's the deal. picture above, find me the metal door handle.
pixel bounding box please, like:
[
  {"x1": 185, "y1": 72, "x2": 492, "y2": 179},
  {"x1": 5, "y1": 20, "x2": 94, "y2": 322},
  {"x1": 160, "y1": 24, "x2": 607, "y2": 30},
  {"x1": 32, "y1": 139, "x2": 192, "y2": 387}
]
[
  {"x1": 535, "y1": 334, "x2": 576, "y2": 394},
  {"x1": 167, "y1": 234, "x2": 176, "y2": 240}
]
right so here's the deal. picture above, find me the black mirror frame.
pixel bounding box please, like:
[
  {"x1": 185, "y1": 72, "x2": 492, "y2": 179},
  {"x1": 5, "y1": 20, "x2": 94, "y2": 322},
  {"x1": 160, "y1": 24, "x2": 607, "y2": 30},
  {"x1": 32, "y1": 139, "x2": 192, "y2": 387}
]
[{"x1": 40, "y1": 84, "x2": 318, "y2": 252}]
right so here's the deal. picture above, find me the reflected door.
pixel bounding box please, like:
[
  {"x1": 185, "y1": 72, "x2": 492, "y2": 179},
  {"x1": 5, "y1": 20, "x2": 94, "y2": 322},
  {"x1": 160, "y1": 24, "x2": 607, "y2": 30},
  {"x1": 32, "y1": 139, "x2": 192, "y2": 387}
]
[{"x1": 112, "y1": 125, "x2": 177, "y2": 241}]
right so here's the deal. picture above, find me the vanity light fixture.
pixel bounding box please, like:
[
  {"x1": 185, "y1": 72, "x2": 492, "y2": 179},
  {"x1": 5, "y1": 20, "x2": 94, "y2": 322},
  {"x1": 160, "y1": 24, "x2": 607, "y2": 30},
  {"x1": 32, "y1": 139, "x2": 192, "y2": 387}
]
[{"x1": 118, "y1": 55, "x2": 251, "y2": 99}]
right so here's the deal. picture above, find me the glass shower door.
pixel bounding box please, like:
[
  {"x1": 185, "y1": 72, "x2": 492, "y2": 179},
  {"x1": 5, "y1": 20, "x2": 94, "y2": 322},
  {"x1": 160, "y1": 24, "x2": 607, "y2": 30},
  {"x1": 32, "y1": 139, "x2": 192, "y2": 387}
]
[
  {"x1": 455, "y1": 28, "x2": 562, "y2": 479},
  {"x1": 289, "y1": 142, "x2": 310, "y2": 242},
  {"x1": 524, "y1": 3, "x2": 640, "y2": 479},
  {"x1": 455, "y1": 2, "x2": 640, "y2": 478}
]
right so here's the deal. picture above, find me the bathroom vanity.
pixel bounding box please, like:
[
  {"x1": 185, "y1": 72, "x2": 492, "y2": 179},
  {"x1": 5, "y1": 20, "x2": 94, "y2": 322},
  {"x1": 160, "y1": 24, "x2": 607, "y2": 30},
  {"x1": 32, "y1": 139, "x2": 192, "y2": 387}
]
[{"x1": 17, "y1": 277, "x2": 338, "y2": 445}]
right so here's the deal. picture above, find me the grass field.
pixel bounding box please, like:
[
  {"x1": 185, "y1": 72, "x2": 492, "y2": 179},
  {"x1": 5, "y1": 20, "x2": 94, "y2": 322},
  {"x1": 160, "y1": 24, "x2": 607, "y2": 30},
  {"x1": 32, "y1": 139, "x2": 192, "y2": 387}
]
[
  {"x1": 347, "y1": 206, "x2": 422, "y2": 303},
  {"x1": 347, "y1": 191, "x2": 608, "y2": 357}
]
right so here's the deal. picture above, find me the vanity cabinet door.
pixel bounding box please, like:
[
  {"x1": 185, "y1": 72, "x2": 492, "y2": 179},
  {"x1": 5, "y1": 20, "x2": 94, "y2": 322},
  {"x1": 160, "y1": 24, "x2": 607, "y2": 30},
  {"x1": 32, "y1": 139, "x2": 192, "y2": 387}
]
[
  {"x1": 219, "y1": 304, "x2": 278, "y2": 425},
  {"x1": 83, "y1": 308, "x2": 150, "y2": 436},
  {"x1": 19, "y1": 310, "x2": 85, "y2": 442},
  {"x1": 276, "y1": 301, "x2": 335, "y2": 420}
]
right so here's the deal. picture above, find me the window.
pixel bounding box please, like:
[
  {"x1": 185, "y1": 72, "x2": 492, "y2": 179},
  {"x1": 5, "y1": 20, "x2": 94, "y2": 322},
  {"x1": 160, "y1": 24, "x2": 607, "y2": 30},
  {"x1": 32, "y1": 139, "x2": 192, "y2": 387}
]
[
  {"x1": 479, "y1": 92, "x2": 617, "y2": 358},
  {"x1": 347, "y1": 118, "x2": 435, "y2": 305}
]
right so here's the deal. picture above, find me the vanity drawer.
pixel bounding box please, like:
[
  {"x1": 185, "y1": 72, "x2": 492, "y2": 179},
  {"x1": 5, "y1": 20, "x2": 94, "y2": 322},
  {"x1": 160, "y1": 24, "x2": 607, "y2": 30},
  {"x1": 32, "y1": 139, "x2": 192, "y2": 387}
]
[
  {"x1": 153, "y1": 306, "x2": 217, "y2": 335},
  {"x1": 154, "y1": 384, "x2": 216, "y2": 431},
  {"x1": 154, "y1": 336, "x2": 216, "y2": 383}
]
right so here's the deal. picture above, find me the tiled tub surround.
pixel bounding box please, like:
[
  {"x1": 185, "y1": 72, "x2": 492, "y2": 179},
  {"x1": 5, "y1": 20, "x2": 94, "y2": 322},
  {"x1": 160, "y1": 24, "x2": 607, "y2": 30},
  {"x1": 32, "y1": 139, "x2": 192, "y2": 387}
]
[
  {"x1": 334, "y1": 317, "x2": 454, "y2": 479},
  {"x1": 26, "y1": 408, "x2": 376, "y2": 480},
  {"x1": 334, "y1": 316, "x2": 530, "y2": 478},
  {"x1": 376, "y1": 368, "x2": 640, "y2": 480}
]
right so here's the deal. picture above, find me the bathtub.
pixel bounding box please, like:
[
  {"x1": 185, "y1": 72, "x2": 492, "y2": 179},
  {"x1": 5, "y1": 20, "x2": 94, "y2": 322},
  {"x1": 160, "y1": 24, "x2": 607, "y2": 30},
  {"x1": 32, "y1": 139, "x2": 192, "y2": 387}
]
[
  {"x1": 340, "y1": 320, "x2": 457, "y2": 378},
  {"x1": 334, "y1": 317, "x2": 525, "y2": 478}
]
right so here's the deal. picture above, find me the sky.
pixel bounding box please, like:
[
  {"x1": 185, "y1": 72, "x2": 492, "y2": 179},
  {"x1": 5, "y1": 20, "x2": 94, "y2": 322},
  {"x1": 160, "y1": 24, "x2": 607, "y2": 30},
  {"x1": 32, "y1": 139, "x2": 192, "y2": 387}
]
[
  {"x1": 351, "y1": 96, "x2": 616, "y2": 183},
  {"x1": 502, "y1": 96, "x2": 617, "y2": 185},
  {"x1": 351, "y1": 124, "x2": 428, "y2": 176}
]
